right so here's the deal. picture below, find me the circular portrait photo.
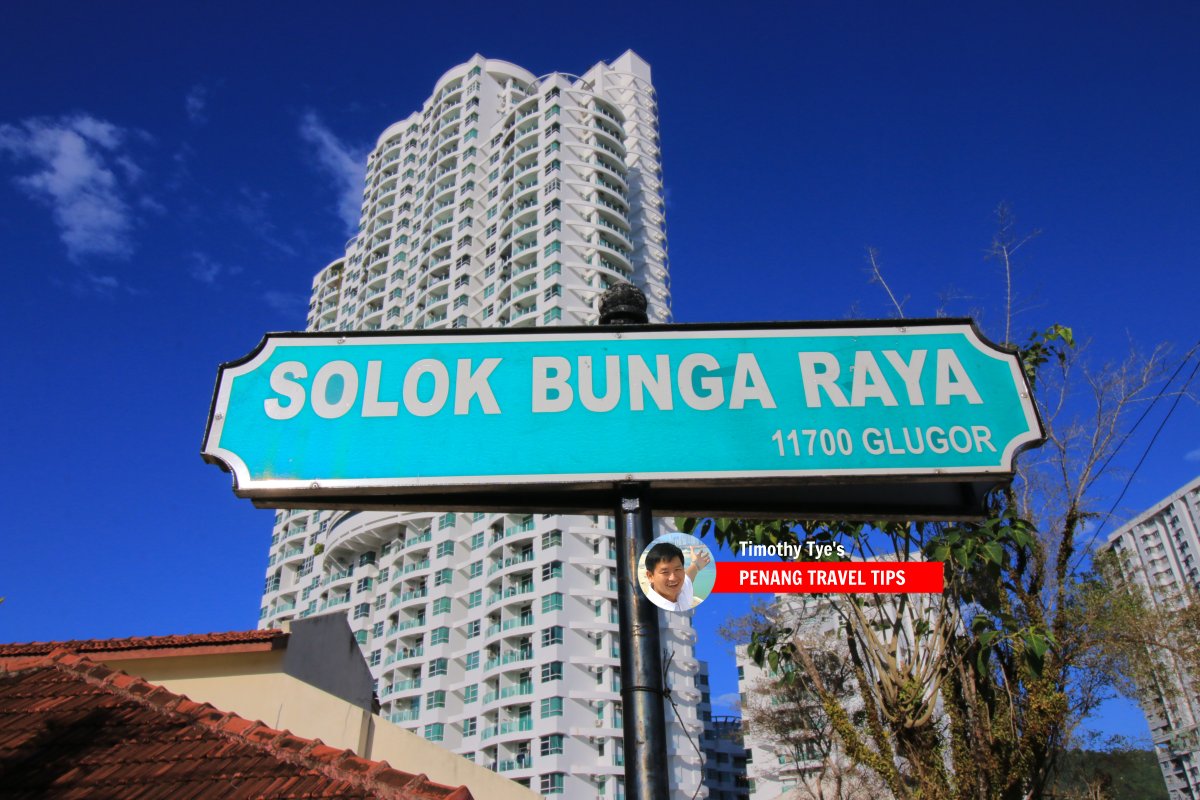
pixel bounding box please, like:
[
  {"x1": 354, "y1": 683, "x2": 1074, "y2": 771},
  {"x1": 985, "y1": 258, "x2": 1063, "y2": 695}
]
[{"x1": 638, "y1": 533, "x2": 717, "y2": 613}]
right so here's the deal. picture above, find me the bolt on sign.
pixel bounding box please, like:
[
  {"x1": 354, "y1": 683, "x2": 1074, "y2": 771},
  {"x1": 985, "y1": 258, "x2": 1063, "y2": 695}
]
[{"x1": 202, "y1": 320, "x2": 1044, "y2": 519}]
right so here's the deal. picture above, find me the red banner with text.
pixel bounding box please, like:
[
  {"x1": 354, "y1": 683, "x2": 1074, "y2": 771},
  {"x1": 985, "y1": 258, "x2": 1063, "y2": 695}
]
[{"x1": 711, "y1": 562, "x2": 944, "y2": 594}]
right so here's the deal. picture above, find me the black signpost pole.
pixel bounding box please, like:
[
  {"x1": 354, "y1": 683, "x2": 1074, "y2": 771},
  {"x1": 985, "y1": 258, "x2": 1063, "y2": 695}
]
[{"x1": 601, "y1": 285, "x2": 671, "y2": 800}]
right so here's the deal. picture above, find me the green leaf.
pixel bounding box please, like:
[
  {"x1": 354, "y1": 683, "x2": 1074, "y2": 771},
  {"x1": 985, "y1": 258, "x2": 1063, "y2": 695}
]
[{"x1": 1025, "y1": 631, "x2": 1048, "y2": 660}]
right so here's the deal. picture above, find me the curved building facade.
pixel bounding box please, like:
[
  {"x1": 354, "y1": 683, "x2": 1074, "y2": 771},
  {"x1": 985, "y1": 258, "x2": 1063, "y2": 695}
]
[{"x1": 261, "y1": 53, "x2": 704, "y2": 800}]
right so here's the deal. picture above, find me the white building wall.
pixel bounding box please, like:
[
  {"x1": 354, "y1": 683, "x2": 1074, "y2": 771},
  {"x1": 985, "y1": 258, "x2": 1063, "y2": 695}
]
[
  {"x1": 259, "y1": 53, "x2": 705, "y2": 800},
  {"x1": 1103, "y1": 475, "x2": 1200, "y2": 800}
]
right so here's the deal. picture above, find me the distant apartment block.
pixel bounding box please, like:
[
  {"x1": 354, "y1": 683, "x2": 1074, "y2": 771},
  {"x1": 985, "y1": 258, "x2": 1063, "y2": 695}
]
[
  {"x1": 1103, "y1": 475, "x2": 1200, "y2": 800},
  {"x1": 258, "y1": 53, "x2": 708, "y2": 799}
]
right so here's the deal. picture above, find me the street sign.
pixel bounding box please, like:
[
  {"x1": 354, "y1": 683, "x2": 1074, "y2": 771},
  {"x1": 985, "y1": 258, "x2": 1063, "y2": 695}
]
[{"x1": 202, "y1": 320, "x2": 1043, "y2": 519}]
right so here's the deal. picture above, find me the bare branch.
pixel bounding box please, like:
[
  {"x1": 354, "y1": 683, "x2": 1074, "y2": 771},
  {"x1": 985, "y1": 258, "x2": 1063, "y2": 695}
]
[{"x1": 865, "y1": 247, "x2": 907, "y2": 319}]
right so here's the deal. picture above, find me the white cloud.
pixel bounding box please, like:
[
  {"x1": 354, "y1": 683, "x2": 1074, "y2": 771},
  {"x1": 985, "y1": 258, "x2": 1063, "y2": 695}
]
[
  {"x1": 712, "y1": 692, "x2": 741, "y2": 712},
  {"x1": 185, "y1": 85, "x2": 208, "y2": 124},
  {"x1": 0, "y1": 114, "x2": 142, "y2": 260},
  {"x1": 64, "y1": 271, "x2": 129, "y2": 297},
  {"x1": 189, "y1": 251, "x2": 241, "y2": 285},
  {"x1": 86, "y1": 273, "x2": 120, "y2": 291},
  {"x1": 265, "y1": 290, "x2": 309, "y2": 318},
  {"x1": 1186, "y1": 447, "x2": 1200, "y2": 462},
  {"x1": 298, "y1": 111, "x2": 368, "y2": 232}
]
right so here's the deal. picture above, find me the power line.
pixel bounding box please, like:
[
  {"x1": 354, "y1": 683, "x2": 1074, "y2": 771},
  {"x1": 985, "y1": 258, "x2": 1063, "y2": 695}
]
[
  {"x1": 1092, "y1": 342, "x2": 1200, "y2": 482},
  {"x1": 1075, "y1": 345, "x2": 1200, "y2": 570}
]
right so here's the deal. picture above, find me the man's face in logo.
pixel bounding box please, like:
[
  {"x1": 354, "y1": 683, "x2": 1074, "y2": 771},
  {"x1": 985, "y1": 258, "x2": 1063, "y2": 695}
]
[{"x1": 647, "y1": 556, "x2": 685, "y2": 602}]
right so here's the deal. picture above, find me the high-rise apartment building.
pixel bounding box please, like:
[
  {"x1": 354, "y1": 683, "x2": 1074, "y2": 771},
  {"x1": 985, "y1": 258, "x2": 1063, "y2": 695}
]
[
  {"x1": 1102, "y1": 475, "x2": 1200, "y2": 800},
  {"x1": 259, "y1": 53, "x2": 706, "y2": 799}
]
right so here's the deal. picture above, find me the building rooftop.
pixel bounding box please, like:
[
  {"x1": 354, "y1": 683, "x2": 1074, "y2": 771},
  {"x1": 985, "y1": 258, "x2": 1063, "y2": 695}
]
[
  {"x1": 0, "y1": 648, "x2": 473, "y2": 800},
  {"x1": 0, "y1": 629, "x2": 289, "y2": 659}
]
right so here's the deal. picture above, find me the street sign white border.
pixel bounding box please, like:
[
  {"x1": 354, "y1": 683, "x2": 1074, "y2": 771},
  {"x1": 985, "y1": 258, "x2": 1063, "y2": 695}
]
[{"x1": 203, "y1": 320, "x2": 1044, "y2": 498}]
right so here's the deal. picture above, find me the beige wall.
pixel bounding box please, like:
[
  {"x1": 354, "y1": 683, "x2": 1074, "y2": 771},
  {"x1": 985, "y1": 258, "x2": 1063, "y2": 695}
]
[{"x1": 98, "y1": 651, "x2": 539, "y2": 800}]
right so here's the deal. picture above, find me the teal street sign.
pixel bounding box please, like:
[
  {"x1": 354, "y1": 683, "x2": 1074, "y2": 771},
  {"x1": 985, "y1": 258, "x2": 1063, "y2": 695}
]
[{"x1": 202, "y1": 320, "x2": 1044, "y2": 519}]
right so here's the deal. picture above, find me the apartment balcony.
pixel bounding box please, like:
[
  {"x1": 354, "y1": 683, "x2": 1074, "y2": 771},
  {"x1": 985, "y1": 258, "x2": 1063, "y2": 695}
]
[
  {"x1": 390, "y1": 708, "x2": 422, "y2": 723},
  {"x1": 488, "y1": 552, "x2": 535, "y2": 576},
  {"x1": 485, "y1": 614, "x2": 535, "y2": 641},
  {"x1": 481, "y1": 718, "x2": 534, "y2": 740},
  {"x1": 482, "y1": 681, "x2": 534, "y2": 705},
  {"x1": 483, "y1": 647, "x2": 534, "y2": 672}
]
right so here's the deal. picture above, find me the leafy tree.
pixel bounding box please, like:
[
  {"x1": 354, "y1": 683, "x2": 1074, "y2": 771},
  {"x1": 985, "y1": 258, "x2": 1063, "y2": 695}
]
[
  {"x1": 727, "y1": 598, "x2": 886, "y2": 800},
  {"x1": 679, "y1": 209, "x2": 1186, "y2": 800},
  {"x1": 1047, "y1": 736, "x2": 1168, "y2": 800}
]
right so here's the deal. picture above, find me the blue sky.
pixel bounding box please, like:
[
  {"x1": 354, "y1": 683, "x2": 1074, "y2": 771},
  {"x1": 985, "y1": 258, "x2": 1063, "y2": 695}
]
[{"x1": 2, "y1": 2, "x2": 1197, "y2": 746}]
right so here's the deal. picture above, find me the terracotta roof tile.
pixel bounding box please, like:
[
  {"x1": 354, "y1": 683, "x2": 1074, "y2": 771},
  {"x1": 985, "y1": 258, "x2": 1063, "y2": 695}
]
[
  {"x1": 0, "y1": 629, "x2": 288, "y2": 658},
  {"x1": 0, "y1": 654, "x2": 473, "y2": 800}
]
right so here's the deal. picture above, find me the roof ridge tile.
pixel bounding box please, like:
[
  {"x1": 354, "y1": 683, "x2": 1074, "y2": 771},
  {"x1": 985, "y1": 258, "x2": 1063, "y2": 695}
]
[{"x1": 0, "y1": 629, "x2": 288, "y2": 657}]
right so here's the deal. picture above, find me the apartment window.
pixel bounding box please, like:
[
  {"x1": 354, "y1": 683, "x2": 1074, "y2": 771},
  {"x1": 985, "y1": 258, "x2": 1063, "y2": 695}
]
[
  {"x1": 429, "y1": 658, "x2": 448, "y2": 677},
  {"x1": 465, "y1": 620, "x2": 481, "y2": 639},
  {"x1": 354, "y1": 630, "x2": 368, "y2": 645},
  {"x1": 465, "y1": 651, "x2": 480, "y2": 671},
  {"x1": 542, "y1": 593, "x2": 563, "y2": 613},
  {"x1": 468, "y1": 560, "x2": 483, "y2": 579},
  {"x1": 353, "y1": 603, "x2": 370, "y2": 620},
  {"x1": 543, "y1": 220, "x2": 561, "y2": 235},
  {"x1": 356, "y1": 577, "x2": 373, "y2": 593},
  {"x1": 542, "y1": 561, "x2": 563, "y2": 581},
  {"x1": 543, "y1": 262, "x2": 561, "y2": 279},
  {"x1": 369, "y1": 650, "x2": 381, "y2": 666},
  {"x1": 430, "y1": 626, "x2": 450, "y2": 645},
  {"x1": 469, "y1": 532, "x2": 485, "y2": 550},
  {"x1": 462, "y1": 717, "x2": 477, "y2": 737},
  {"x1": 543, "y1": 105, "x2": 560, "y2": 119},
  {"x1": 372, "y1": 621, "x2": 385, "y2": 638},
  {"x1": 540, "y1": 773, "x2": 564, "y2": 795},
  {"x1": 435, "y1": 568, "x2": 453, "y2": 587},
  {"x1": 540, "y1": 697, "x2": 563, "y2": 719},
  {"x1": 359, "y1": 552, "x2": 376, "y2": 567},
  {"x1": 540, "y1": 734, "x2": 564, "y2": 756},
  {"x1": 424, "y1": 723, "x2": 444, "y2": 742},
  {"x1": 543, "y1": 159, "x2": 561, "y2": 175},
  {"x1": 463, "y1": 683, "x2": 478, "y2": 703},
  {"x1": 541, "y1": 626, "x2": 563, "y2": 647},
  {"x1": 543, "y1": 178, "x2": 560, "y2": 194},
  {"x1": 468, "y1": 589, "x2": 483, "y2": 608},
  {"x1": 542, "y1": 242, "x2": 561, "y2": 257},
  {"x1": 541, "y1": 661, "x2": 563, "y2": 682},
  {"x1": 374, "y1": 595, "x2": 386, "y2": 611},
  {"x1": 543, "y1": 285, "x2": 562, "y2": 301},
  {"x1": 426, "y1": 690, "x2": 447, "y2": 709},
  {"x1": 543, "y1": 308, "x2": 562, "y2": 323}
]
